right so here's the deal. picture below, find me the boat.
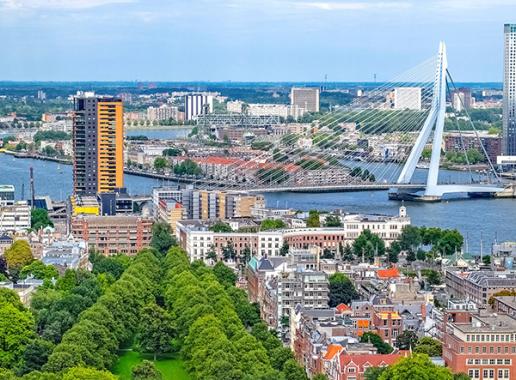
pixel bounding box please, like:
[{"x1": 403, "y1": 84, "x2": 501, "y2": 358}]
[{"x1": 416, "y1": 163, "x2": 430, "y2": 169}]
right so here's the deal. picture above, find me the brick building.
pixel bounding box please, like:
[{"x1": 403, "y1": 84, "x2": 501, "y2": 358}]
[
  {"x1": 71, "y1": 215, "x2": 152, "y2": 256},
  {"x1": 442, "y1": 310, "x2": 516, "y2": 379}
]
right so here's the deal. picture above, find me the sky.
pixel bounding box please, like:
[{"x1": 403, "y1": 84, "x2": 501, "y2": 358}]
[{"x1": 0, "y1": 0, "x2": 514, "y2": 82}]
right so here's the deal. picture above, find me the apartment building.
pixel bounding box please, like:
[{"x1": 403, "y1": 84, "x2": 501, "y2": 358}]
[
  {"x1": 442, "y1": 310, "x2": 516, "y2": 380},
  {"x1": 0, "y1": 201, "x2": 31, "y2": 233},
  {"x1": 71, "y1": 215, "x2": 152, "y2": 256}
]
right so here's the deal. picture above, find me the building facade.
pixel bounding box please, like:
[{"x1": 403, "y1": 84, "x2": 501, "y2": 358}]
[
  {"x1": 71, "y1": 215, "x2": 152, "y2": 256},
  {"x1": 291, "y1": 87, "x2": 320, "y2": 113},
  {"x1": 73, "y1": 94, "x2": 124, "y2": 195},
  {"x1": 0, "y1": 201, "x2": 31, "y2": 233},
  {"x1": 504, "y1": 24, "x2": 516, "y2": 155},
  {"x1": 442, "y1": 310, "x2": 516, "y2": 380},
  {"x1": 184, "y1": 94, "x2": 213, "y2": 120}
]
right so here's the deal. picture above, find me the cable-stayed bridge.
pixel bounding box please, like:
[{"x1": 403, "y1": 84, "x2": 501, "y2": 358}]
[{"x1": 187, "y1": 42, "x2": 511, "y2": 201}]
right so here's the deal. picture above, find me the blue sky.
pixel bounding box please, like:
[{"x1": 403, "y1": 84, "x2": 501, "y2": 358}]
[{"x1": 0, "y1": 0, "x2": 514, "y2": 82}]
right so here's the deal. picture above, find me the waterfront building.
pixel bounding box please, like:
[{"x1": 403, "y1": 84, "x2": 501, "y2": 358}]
[
  {"x1": 444, "y1": 131, "x2": 501, "y2": 163},
  {"x1": 442, "y1": 310, "x2": 516, "y2": 379},
  {"x1": 291, "y1": 87, "x2": 320, "y2": 113},
  {"x1": 153, "y1": 186, "x2": 264, "y2": 224},
  {"x1": 184, "y1": 94, "x2": 213, "y2": 120},
  {"x1": 71, "y1": 215, "x2": 152, "y2": 256},
  {"x1": 504, "y1": 24, "x2": 516, "y2": 155},
  {"x1": 0, "y1": 201, "x2": 31, "y2": 233},
  {"x1": 0, "y1": 185, "x2": 15, "y2": 206},
  {"x1": 72, "y1": 93, "x2": 124, "y2": 195},
  {"x1": 146, "y1": 105, "x2": 179, "y2": 121}
]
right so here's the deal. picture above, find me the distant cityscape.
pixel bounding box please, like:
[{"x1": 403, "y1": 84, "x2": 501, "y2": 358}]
[{"x1": 0, "y1": 17, "x2": 515, "y2": 380}]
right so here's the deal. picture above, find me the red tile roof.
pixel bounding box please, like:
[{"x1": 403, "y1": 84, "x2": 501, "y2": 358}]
[
  {"x1": 339, "y1": 353, "x2": 404, "y2": 372},
  {"x1": 336, "y1": 303, "x2": 351, "y2": 313},
  {"x1": 377, "y1": 267, "x2": 400, "y2": 279}
]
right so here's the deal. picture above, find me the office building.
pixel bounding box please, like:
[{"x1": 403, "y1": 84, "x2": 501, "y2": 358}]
[
  {"x1": 392, "y1": 87, "x2": 422, "y2": 110},
  {"x1": 291, "y1": 87, "x2": 320, "y2": 113},
  {"x1": 73, "y1": 93, "x2": 124, "y2": 195},
  {"x1": 184, "y1": 94, "x2": 213, "y2": 120},
  {"x1": 147, "y1": 105, "x2": 179, "y2": 121},
  {"x1": 504, "y1": 24, "x2": 516, "y2": 155}
]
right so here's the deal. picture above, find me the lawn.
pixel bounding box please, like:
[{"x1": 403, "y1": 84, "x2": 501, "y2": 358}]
[{"x1": 112, "y1": 350, "x2": 191, "y2": 380}]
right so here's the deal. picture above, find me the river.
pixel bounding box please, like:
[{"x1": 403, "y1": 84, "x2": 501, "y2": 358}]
[{"x1": 1, "y1": 128, "x2": 515, "y2": 253}]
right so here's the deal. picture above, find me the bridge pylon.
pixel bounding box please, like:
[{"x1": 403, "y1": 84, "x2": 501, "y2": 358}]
[{"x1": 391, "y1": 42, "x2": 504, "y2": 201}]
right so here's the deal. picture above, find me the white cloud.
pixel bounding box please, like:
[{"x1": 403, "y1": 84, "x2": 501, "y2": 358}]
[
  {"x1": 0, "y1": 0, "x2": 135, "y2": 10},
  {"x1": 299, "y1": 1, "x2": 412, "y2": 11},
  {"x1": 434, "y1": 0, "x2": 516, "y2": 9}
]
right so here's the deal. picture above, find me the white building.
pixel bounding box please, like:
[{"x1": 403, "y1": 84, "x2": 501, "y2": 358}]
[
  {"x1": 0, "y1": 185, "x2": 15, "y2": 206},
  {"x1": 184, "y1": 94, "x2": 213, "y2": 120},
  {"x1": 0, "y1": 201, "x2": 31, "y2": 233},
  {"x1": 393, "y1": 87, "x2": 422, "y2": 111},
  {"x1": 504, "y1": 24, "x2": 516, "y2": 155},
  {"x1": 227, "y1": 100, "x2": 244, "y2": 113},
  {"x1": 248, "y1": 104, "x2": 290, "y2": 118}
]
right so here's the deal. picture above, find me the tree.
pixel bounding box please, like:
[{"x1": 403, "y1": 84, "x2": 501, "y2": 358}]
[
  {"x1": 63, "y1": 367, "x2": 118, "y2": 380},
  {"x1": 222, "y1": 242, "x2": 236, "y2": 261},
  {"x1": 482, "y1": 255, "x2": 491, "y2": 265},
  {"x1": 150, "y1": 222, "x2": 176, "y2": 255},
  {"x1": 132, "y1": 360, "x2": 162, "y2": 380},
  {"x1": 20, "y1": 260, "x2": 58, "y2": 281},
  {"x1": 352, "y1": 230, "x2": 385, "y2": 263},
  {"x1": 20, "y1": 338, "x2": 55, "y2": 374},
  {"x1": 260, "y1": 219, "x2": 287, "y2": 231},
  {"x1": 328, "y1": 273, "x2": 359, "y2": 307},
  {"x1": 360, "y1": 332, "x2": 393, "y2": 354},
  {"x1": 324, "y1": 214, "x2": 342, "y2": 227},
  {"x1": 306, "y1": 210, "x2": 321, "y2": 227},
  {"x1": 283, "y1": 359, "x2": 308, "y2": 380},
  {"x1": 213, "y1": 261, "x2": 237, "y2": 287},
  {"x1": 162, "y1": 147, "x2": 182, "y2": 157},
  {"x1": 4, "y1": 240, "x2": 33, "y2": 275},
  {"x1": 436, "y1": 230, "x2": 463, "y2": 256},
  {"x1": 387, "y1": 241, "x2": 401, "y2": 264},
  {"x1": 365, "y1": 367, "x2": 387, "y2": 380},
  {"x1": 378, "y1": 354, "x2": 453, "y2": 380},
  {"x1": 280, "y1": 242, "x2": 289, "y2": 256},
  {"x1": 398, "y1": 225, "x2": 421, "y2": 253},
  {"x1": 414, "y1": 337, "x2": 442, "y2": 357},
  {"x1": 395, "y1": 330, "x2": 418, "y2": 350},
  {"x1": 209, "y1": 221, "x2": 233, "y2": 233},
  {"x1": 0, "y1": 303, "x2": 35, "y2": 369},
  {"x1": 137, "y1": 304, "x2": 174, "y2": 360},
  {"x1": 321, "y1": 248, "x2": 335, "y2": 259},
  {"x1": 342, "y1": 244, "x2": 354, "y2": 262},
  {"x1": 421, "y1": 269, "x2": 442, "y2": 286},
  {"x1": 31, "y1": 208, "x2": 54, "y2": 231},
  {"x1": 153, "y1": 157, "x2": 167, "y2": 172}
]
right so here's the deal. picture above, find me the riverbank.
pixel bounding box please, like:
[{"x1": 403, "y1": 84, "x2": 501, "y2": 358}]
[{"x1": 125, "y1": 125, "x2": 193, "y2": 130}]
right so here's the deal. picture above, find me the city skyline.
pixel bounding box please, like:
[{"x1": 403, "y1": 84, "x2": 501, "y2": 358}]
[{"x1": 1, "y1": 0, "x2": 515, "y2": 82}]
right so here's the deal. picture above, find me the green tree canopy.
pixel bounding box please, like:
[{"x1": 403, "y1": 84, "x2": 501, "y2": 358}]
[
  {"x1": 0, "y1": 303, "x2": 35, "y2": 369},
  {"x1": 5, "y1": 240, "x2": 33, "y2": 272},
  {"x1": 360, "y1": 332, "x2": 393, "y2": 354},
  {"x1": 414, "y1": 337, "x2": 442, "y2": 357},
  {"x1": 378, "y1": 354, "x2": 453, "y2": 380},
  {"x1": 209, "y1": 221, "x2": 233, "y2": 233},
  {"x1": 132, "y1": 360, "x2": 162, "y2": 380},
  {"x1": 150, "y1": 222, "x2": 176, "y2": 256},
  {"x1": 260, "y1": 219, "x2": 287, "y2": 231},
  {"x1": 137, "y1": 303, "x2": 175, "y2": 360},
  {"x1": 328, "y1": 273, "x2": 359, "y2": 307},
  {"x1": 352, "y1": 230, "x2": 385, "y2": 263},
  {"x1": 31, "y1": 208, "x2": 54, "y2": 231},
  {"x1": 324, "y1": 214, "x2": 342, "y2": 227},
  {"x1": 306, "y1": 210, "x2": 321, "y2": 227}
]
